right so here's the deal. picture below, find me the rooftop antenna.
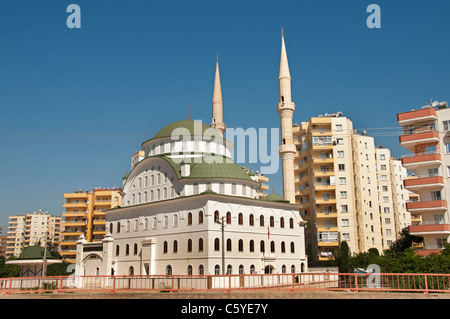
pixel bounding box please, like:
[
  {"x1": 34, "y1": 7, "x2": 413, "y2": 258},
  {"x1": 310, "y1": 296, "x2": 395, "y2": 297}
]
[{"x1": 187, "y1": 104, "x2": 190, "y2": 120}]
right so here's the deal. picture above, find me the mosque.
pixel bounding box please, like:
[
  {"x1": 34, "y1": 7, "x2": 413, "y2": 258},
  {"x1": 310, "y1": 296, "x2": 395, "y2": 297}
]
[{"x1": 75, "y1": 31, "x2": 307, "y2": 276}]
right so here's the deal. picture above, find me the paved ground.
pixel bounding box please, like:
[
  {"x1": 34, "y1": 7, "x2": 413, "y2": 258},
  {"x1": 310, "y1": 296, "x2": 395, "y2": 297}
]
[{"x1": 1, "y1": 289, "x2": 449, "y2": 299}]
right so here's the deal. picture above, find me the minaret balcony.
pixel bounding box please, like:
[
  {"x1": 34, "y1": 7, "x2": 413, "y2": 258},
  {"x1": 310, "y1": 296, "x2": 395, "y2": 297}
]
[
  {"x1": 277, "y1": 101, "x2": 295, "y2": 113},
  {"x1": 279, "y1": 144, "x2": 296, "y2": 154}
]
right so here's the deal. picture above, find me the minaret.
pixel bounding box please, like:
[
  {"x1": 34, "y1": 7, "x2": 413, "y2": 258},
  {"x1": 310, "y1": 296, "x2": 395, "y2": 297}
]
[
  {"x1": 211, "y1": 55, "x2": 226, "y2": 135},
  {"x1": 277, "y1": 29, "x2": 296, "y2": 204}
]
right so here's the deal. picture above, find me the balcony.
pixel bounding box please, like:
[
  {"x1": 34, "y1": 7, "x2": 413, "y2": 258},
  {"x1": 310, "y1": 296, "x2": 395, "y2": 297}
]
[
  {"x1": 315, "y1": 197, "x2": 337, "y2": 205},
  {"x1": 409, "y1": 223, "x2": 450, "y2": 236},
  {"x1": 397, "y1": 108, "x2": 437, "y2": 126},
  {"x1": 316, "y1": 211, "x2": 338, "y2": 219},
  {"x1": 401, "y1": 153, "x2": 442, "y2": 169},
  {"x1": 406, "y1": 200, "x2": 447, "y2": 212},
  {"x1": 404, "y1": 176, "x2": 445, "y2": 191},
  {"x1": 63, "y1": 202, "x2": 88, "y2": 208},
  {"x1": 312, "y1": 156, "x2": 334, "y2": 164},
  {"x1": 313, "y1": 170, "x2": 335, "y2": 177},
  {"x1": 399, "y1": 131, "x2": 439, "y2": 151}
]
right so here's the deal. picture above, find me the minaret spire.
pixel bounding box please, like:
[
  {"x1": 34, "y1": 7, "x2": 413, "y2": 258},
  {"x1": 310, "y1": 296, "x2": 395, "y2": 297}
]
[
  {"x1": 277, "y1": 29, "x2": 296, "y2": 204},
  {"x1": 211, "y1": 55, "x2": 226, "y2": 135}
]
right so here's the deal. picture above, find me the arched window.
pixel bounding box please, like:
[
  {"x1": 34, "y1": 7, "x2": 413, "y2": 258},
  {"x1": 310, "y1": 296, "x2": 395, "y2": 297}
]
[
  {"x1": 226, "y1": 212, "x2": 231, "y2": 224},
  {"x1": 270, "y1": 241, "x2": 275, "y2": 253},
  {"x1": 129, "y1": 266, "x2": 134, "y2": 276},
  {"x1": 134, "y1": 243, "x2": 138, "y2": 255},
  {"x1": 238, "y1": 239, "x2": 243, "y2": 252},
  {"x1": 187, "y1": 239, "x2": 193, "y2": 252},
  {"x1": 198, "y1": 211, "x2": 204, "y2": 224},
  {"x1": 166, "y1": 265, "x2": 172, "y2": 275},
  {"x1": 226, "y1": 239, "x2": 232, "y2": 252},
  {"x1": 151, "y1": 175, "x2": 155, "y2": 186},
  {"x1": 187, "y1": 212, "x2": 192, "y2": 225},
  {"x1": 144, "y1": 218, "x2": 149, "y2": 230},
  {"x1": 214, "y1": 211, "x2": 220, "y2": 222},
  {"x1": 138, "y1": 192, "x2": 141, "y2": 204},
  {"x1": 250, "y1": 265, "x2": 255, "y2": 274},
  {"x1": 291, "y1": 265, "x2": 296, "y2": 273},
  {"x1": 150, "y1": 190, "x2": 154, "y2": 201},
  {"x1": 187, "y1": 265, "x2": 193, "y2": 275},
  {"x1": 115, "y1": 245, "x2": 120, "y2": 256},
  {"x1": 117, "y1": 222, "x2": 121, "y2": 233},
  {"x1": 153, "y1": 217, "x2": 157, "y2": 229},
  {"x1": 134, "y1": 219, "x2": 138, "y2": 231},
  {"x1": 173, "y1": 215, "x2": 178, "y2": 227},
  {"x1": 280, "y1": 217, "x2": 285, "y2": 228},
  {"x1": 238, "y1": 213, "x2": 243, "y2": 225},
  {"x1": 260, "y1": 240, "x2": 265, "y2": 253},
  {"x1": 290, "y1": 242, "x2": 295, "y2": 253},
  {"x1": 249, "y1": 214, "x2": 254, "y2": 226},
  {"x1": 214, "y1": 265, "x2": 220, "y2": 275},
  {"x1": 163, "y1": 241, "x2": 168, "y2": 254},
  {"x1": 198, "y1": 238, "x2": 204, "y2": 252},
  {"x1": 126, "y1": 221, "x2": 130, "y2": 232},
  {"x1": 157, "y1": 189, "x2": 161, "y2": 200},
  {"x1": 163, "y1": 215, "x2": 168, "y2": 228},
  {"x1": 109, "y1": 223, "x2": 113, "y2": 234},
  {"x1": 260, "y1": 215, "x2": 264, "y2": 227},
  {"x1": 144, "y1": 191, "x2": 148, "y2": 202},
  {"x1": 270, "y1": 216, "x2": 274, "y2": 227},
  {"x1": 214, "y1": 238, "x2": 220, "y2": 251},
  {"x1": 282, "y1": 265, "x2": 287, "y2": 274},
  {"x1": 125, "y1": 244, "x2": 130, "y2": 255},
  {"x1": 249, "y1": 240, "x2": 254, "y2": 252},
  {"x1": 163, "y1": 187, "x2": 167, "y2": 199},
  {"x1": 173, "y1": 240, "x2": 178, "y2": 253},
  {"x1": 144, "y1": 176, "x2": 148, "y2": 187},
  {"x1": 290, "y1": 218, "x2": 294, "y2": 229},
  {"x1": 227, "y1": 265, "x2": 233, "y2": 275},
  {"x1": 281, "y1": 241, "x2": 286, "y2": 253},
  {"x1": 132, "y1": 194, "x2": 135, "y2": 204},
  {"x1": 239, "y1": 265, "x2": 244, "y2": 275},
  {"x1": 199, "y1": 265, "x2": 204, "y2": 275}
]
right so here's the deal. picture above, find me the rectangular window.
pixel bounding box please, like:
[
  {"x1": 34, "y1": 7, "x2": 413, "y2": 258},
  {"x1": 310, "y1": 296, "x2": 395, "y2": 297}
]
[
  {"x1": 336, "y1": 138, "x2": 344, "y2": 145},
  {"x1": 446, "y1": 144, "x2": 450, "y2": 154},
  {"x1": 337, "y1": 151, "x2": 344, "y2": 158},
  {"x1": 431, "y1": 191, "x2": 442, "y2": 201},
  {"x1": 443, "y1": 121, "x2": 450, "y2": 131},
  {"x1": 341, "y1": 219, "x2": 349, "y2": 227},
  {"x1": 335, "y1": 124, "x2": 343, "y2": 132},
  {"x1": 381, "y1": 175, "x2": 388, "y2": 181},
  {"x1": 339, "y1": 177, "x2": 346, "y2": 185},
  {"x1": 341, "y1": 205, "x2": 348, "y2": 213},
  {"x1": 428, "y1": 168, "x2": 439, "y2": 177},
  {"x1": 340, "y1": 191, "x2": 347, "y2": 199},
  {"x1": 383, "y1": 196, "x2": 389, "y2": 203},
  {"x1": 379, "y1": 154, "x2": 386, "y2": 160},
  {"x1": 338, "y1": 164, "x2": 345, "y2": 171}
]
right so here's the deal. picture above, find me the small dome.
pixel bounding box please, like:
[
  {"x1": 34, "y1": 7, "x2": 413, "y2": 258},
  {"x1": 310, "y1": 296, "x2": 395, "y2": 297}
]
[
  {"x1": 260, "y1": 193, "x2": 290, "y2": 203},
  {"x1": 153, "y1": 120, "x2": 213, "y2": 140}
]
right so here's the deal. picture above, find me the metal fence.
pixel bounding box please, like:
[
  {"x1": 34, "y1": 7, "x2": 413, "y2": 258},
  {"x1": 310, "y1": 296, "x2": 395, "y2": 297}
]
[{"x1": 1, "y1": 272, "x2": 450, "y2": 295}]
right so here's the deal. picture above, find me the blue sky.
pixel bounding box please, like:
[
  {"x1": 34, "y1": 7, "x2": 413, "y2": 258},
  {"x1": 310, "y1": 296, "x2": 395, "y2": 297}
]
[{"x1": 0, "y1": 0, "x2": 449, "y2": 229}]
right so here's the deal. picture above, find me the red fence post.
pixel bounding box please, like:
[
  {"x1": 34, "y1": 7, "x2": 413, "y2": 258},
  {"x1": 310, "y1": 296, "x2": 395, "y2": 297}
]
[
  {"x1": 111, "y1": 276, "x2": 116, "y2": 294},
  {"x1": 354, "y1": 273, "x2": 359, "y2": 293},
  {"x1": 424, "y1": 274, "x2": 428, "y2": 294}
]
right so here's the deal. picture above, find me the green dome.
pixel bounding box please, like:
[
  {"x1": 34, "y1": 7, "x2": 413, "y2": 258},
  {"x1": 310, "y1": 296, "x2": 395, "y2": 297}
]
[
  {"x1": 153, "y1": 120, "x2": 213, "y2": 140},
  {"x1": 260, "y1": 193, "x2": 290, "y2": 203}
]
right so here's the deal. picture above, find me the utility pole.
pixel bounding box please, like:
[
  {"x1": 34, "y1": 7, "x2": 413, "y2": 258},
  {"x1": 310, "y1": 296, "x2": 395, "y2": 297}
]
[{"x1": 215, "y1": 216, "x2": 226, "y2": 275}]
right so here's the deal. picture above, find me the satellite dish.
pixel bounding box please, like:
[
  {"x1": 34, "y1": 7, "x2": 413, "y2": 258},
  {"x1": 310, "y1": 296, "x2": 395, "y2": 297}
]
[
  {"x1": 432, "y1": 101, "x2": 439, "y2": 107},
  {"x1": 324, "y1": 113, "x2": 328, "y2": 117}
]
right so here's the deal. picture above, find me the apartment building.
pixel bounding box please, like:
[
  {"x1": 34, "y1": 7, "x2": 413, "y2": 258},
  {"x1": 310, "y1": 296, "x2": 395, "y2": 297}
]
[
  {"x1": 5, "y1": 211, "x2": 62, "y2": 258},
  {"x1": 397, "y1": 100, "x2": 450, "y2": 255},
  {"x1": 61, "y1": 188, "x2": 122, "y2": 262},
  {"x1": 294, "y1": 113, "x2": 411, "y2": 262}
]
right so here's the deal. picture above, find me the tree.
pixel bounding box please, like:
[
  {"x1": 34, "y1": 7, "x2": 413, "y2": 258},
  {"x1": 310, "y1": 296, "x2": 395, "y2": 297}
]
[
  {"x1": 333, "y1": 241, "x2": 352, "y2": 273},
  {"x1": 0, "y1": 256, "x2": 20, "y2": 278},
  {"x1": 389, "y1": 227, "x2": 422, "y2": 252}
]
